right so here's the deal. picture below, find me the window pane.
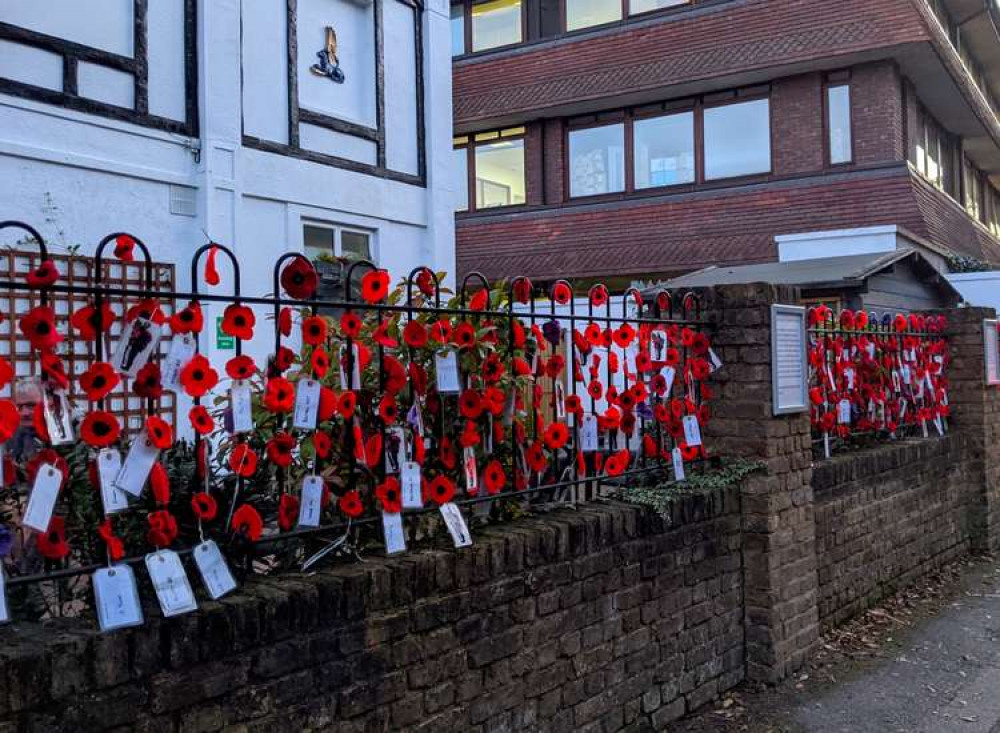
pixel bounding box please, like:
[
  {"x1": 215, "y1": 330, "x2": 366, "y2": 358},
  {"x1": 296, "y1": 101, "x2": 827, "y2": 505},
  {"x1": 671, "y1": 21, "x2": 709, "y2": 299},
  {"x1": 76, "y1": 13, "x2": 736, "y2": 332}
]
[
  {"x1": 569, "y1": 124, "x2": 625, "y2": 197},
  {"x1": 565, "y1": 0, "x2": 621, "y2": 31},
  {"x1": 471, "y1": 0, "x2": 521, "y2": 51},
  {"x1": 304, "y1": 225, "x2": 336, "y2": 260},
  {"x1": 703, "y1": 99, "x2": 771, "y2": 180},
  {"x1": 342, "y1": 231, "x2": 371, "y2": 260},
  {"x1": 454, "y1": 147, "x2": 469, "y2": 211},
  {"x1": 926, "y1": 130, "x2": 940, "y2": 186},
  {"x1": 633, "y1": 112, "x2": 694, "y2": 189},
  {"x1": 629, "y1": 0, "x2": 686, "y2": 15},
  {"x1": 827, "y1": 85, "x2": 852, "y2": 164},
  {"x1": 451, "y1": 4, "x2": 465, "y2": 56},
  {"x1": 474, "y1": 139, "x2": 525, "y2": 208}
]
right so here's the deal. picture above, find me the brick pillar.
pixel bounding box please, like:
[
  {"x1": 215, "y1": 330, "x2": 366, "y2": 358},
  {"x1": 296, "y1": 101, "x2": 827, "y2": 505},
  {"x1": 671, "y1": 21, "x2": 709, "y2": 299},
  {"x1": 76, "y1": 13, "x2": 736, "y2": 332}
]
[{"x1": 704, "y1": 284, "x2": 819, "y2": 683}]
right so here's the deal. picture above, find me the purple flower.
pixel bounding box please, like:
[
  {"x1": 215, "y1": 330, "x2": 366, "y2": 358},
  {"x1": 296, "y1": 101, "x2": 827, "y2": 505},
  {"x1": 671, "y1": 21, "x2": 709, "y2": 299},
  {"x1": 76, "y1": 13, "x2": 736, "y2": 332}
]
[
  {"x1": 0, "y1": 525, "x2": 13, "y2": 557},
  {"x1": 542, "y1": 319, "x2": 562, "y2": 348}
]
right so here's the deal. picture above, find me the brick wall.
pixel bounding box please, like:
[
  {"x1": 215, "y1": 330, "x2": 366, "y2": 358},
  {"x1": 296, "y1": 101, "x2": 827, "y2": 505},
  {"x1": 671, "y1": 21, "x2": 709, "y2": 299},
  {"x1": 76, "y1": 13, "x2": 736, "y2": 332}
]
[
  {"x1": 771, "y1": 72, "x2": 824, "y2": 176},
  {"x1": 851, "y1": 63, "x2": 906, "y2": 165}
]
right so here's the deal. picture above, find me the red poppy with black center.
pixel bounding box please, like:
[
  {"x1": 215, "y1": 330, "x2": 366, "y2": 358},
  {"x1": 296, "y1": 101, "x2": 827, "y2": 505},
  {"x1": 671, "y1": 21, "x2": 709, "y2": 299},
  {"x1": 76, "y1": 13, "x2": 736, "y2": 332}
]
[
  {"x1": 587, "y1": 381, "x2": 603, "y2": 400},
  {"x1": 221, "y1": 304, "x2": 255, "y2": 340},
  {"x1": 191, "y1": 491, "x2": 217, "y2": 521},
  {"x1": 340, "y1": 311, "x2": 362, "y2": 339},
  {"x1": 145, "y1": 416, "x2": 173, "y2": 449},
  {"x1": 459, "y1": 389, "x2": 483, "y2": 419},
  {"x1": 231, "y1": 503, "x2": 263, "y2": 540},
  {"x1": 425, "y1": 475, "x2": 455, "y2": 506},
  {"x1": 278, "y1": 306, "x2": 294, "y2": 337},
  {"x1": 377, "y1": 394, "x2": 399, "y2": 425},
  {"x1": 468, "y1": 288, "x2": 488, "y2": 312},
  {"x1": 263, "y1": 377, "x2": 295, "y2": 413},
  {"x1": 431, "y1": 319, "x2": 452, "y2": 344},
  {"x1": 338, "y1": 391, "x2": 356, "y2": 419},
  {"x1": 272, "y1": 346, "x2": 296, "y2": 373},
  {"x1": 635, "y1": 351, "x2": 653, "y2": 373},
  {"x1": 372, "y1": 320, "x2": 398, "y2": 348},
  {"x1": 266, "y1": 432, "x2": 296, "y2": 467},
  {"x1": 19, "y1": 306, "x2": 62, "y2": 351},
  {"x1": 24, "y1": 259, "x2": 59, "y2": 289},
  {"x1": 169, "y1": 301, "x2": 203, "y2": 335},
  {"x1": 226, "y1": 354, "x2": 256, "y2": 380},
  {"x1": 617, "y1": 390, "x2": 636, "y2": 411},
  {"x1": 691, "y1": 332, "x2": 710, "y2": 356},
  {"x1": 36, "y1": 516, "x2": 70, "y2": 560},
  {"x1": 277, "y1": 494, "x2": 299, "y2": 531},
  {"x1": 134, "y1": 362, "x2": 163, "y2": 399},
  {"x1": 551, "y1": 282, "x2": 572, "y2": 305},
  {"x1": 147, "y1": 509, "x2": 179, "y2": 548},
  {"x1": 339, "y1": 490, "x2": 364, "y2": 518},
  {"x1": 403, "y1": 320, "x2": 428, "y2": 348},
  {"x1": 229, "y1": 444, "x2": 258, "y2": 477},
  {"x1": 281, "y1": 256, "x2": 318, "y2": 300},
  {"x1": 681, "y1": 443, "x2": 700, "y2": 462},
  {"x1": 78, "y1": 362, "x2": 119, "y2": 402},
  {"x1": 689, "y1": 359, "x2": 711, "y2": 381},
  {"x1": 313, "y1": 430, "x2": 332, "y2": 458},
  {"x1": 306, "y1": 347, "x2": 329, "y2": 378},
  {"x1": 189, "y1": 405, "x2": 214, "y2": 435},
  {"x1": 179, "y1": 354, "x2": 219, "y2": 398},
  {"x1": 604, "y1": 449, "x2": 630, "y2": 477},
  {"x1": 453, "y1": 322, "x2": 476, "y2": 349},
  {"x1": 361, "y1": 270, "x2": 390, "y2": 304},
  {"x1": 80, "y1": 411, "x2": 121, "y2": 448},
  {"x1": 479, "y1": 353, "x2": 503, "y2": 384},
  {"x1": 70, "y1": 302, "x2": 115, "y2": 340},
  {"x1": 113, "y1": 234, "x2": 135, "y2": 262},
  {"x1": 39, "y1": 352, "x2": 68, "y2": 390},
  {"x1": 150, "y1": 462, "x2": 170, "y2": 505},
  {"x1": 613, "y1": 325, "x2": 636, "y2": 349},
  {"x1": 126, "y1": 298, "x2": 166, "y2": 325},
  {"x1": 524, "y1": 441, "x2": 547, "y2": 473},
  {"x1": 302, "y1": 315, "x2": 328, "y2": 346},
  {"x1": 563, "y1": 394, "x2": 582, "y2": 416},
  {"x1": 375, "y1": 477, "x2": 402, "y2": 513},
  {"x1": 589, "y1": 285, "x2": 609, "y2": 308},
  {"x1": 481, "y1": 460, "x2": 505, "y2": 495},
  {"x1": 383, "y1": 355, "x2": 407, "y2": 394},
  {"x1": 543, "y1": 422, "x2": 570, "y2": 451}
]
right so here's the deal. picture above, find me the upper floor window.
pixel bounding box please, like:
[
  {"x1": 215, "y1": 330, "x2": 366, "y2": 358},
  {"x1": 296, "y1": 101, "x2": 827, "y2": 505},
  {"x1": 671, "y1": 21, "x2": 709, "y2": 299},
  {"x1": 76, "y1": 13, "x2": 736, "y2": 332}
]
[
  {"x1": 451, "y1": 4, "x2": 466, "y2": 56},
  {"x1": 703, "y1": 98, "x2": 770, "y2": 180},
  {"x1": 452, "y1": 0, "x2": 523, "y2": 55},
  {"x1": 911, "y1": 105, "x2": 956, "y2": 197},
  {"x1": 633, "y1": 111, "x2": 695, "y2": 188},
  {"x1": 566, "y1": 0, "x2": 621, "y2": 31},
  {"x1": 826, "y1": 80, "x2": 852, "y2": 165},
  {"x1": 569, "y1": 123, "x2": 626, "y2": 197},
  {"x1": 304, "y1": 223, "x2": 374, "y2": 262},
  {"x1": 454, "y1": 127, "x2": 527, "y2": 211}
]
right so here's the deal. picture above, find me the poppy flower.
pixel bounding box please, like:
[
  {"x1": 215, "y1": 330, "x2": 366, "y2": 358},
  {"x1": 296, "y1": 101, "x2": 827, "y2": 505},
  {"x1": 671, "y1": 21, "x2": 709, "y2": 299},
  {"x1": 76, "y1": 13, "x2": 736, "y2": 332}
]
[
  {"x1": 147, "y1": 509, "x2": 179, "y2": 548},
  {"x1": 893, "y1": 314, "x2": 908, "y2": 333},
  {"x1": 339, "y1": 311, "x2": 362, "y2": 339},
  {"x1": 180, "y1": 354, "x2": 219, "y2": 398},
  {"x1": 544, "y1": 422, "x2": 570, "y2": 450},
  {"x1": 221, "y1": 304, "x2": 255, "y2": 340},
  {"x1": 361, "y1": 270, "x2": 391, "y2": 303},
  {"x1": 305, "y1": 347, "x2": 328, "y2": 378},
  {"x1": 97, "y1": 518, "x2": 125, "y2": 561},
  {"x1": 483, "y1": 460, "x2": 505, "y2": 495},
  {"x1": 263, "y1": 377, "x2": 295, "y2": 413},
  {"x1": 459, "y1": 390, "x2": 483, "y2": 419},
  {"x1": 339, "y1": 490, "x2": 364, "y2": 518},
  {"x1": 613, "y1": 325, "x2": 636, "y2": 349},
  {"x1": 364, "y1": 433, "x2": 383, "y2": 469},
  {"x1": 229, "y1": 444, "x2": 258, "y2": 477},
  {"x1": 313, "y1": 431, "x2": 332, "y2": 459},
  {"x1": 681, "y1": 443, "x2": 700, "y2": 462},
  {"x1": 70, "y1": 302, "x2": 116, "y2": 340},
  {"x1": 277, "y1": 494, "x2": 300, "y2": 532},
  {"x1": 145, "y1": 416, "x2": 173, "y2": 449},
  {"x1": 0, "y1": 357, "x2": 11, "y2": 391},
  {"x1": 338, "y1": 391, "x2": 357, "y2": 419},
  {"x1": 589, "y1": 285, "x2": 609, "y2": 308},
  {"x1": 273, "y1": 346, "x2": 296, "y2": 373},
  {"x1": 170, "y1": 301, "x2": 204, "y2": 335},
  {"x1": 587, "y1": 381, "x2": 603, "y2": 400},
  {"x1": 376, "y1": 477, "x2": 402, "y2": 513},
  {"x1": 19, "y1": 306, "x2": 62, "y2": 351},
  {"x1": 416, "y1": 268, "x2": 436, "y2": 297},
  {"x1": 552, "y1": 282, "x2": 572, "y2": 305},
  {"x1": 839, "y1": 310, "x2": 856, "y2": 331},
  {"x1": 372, "y1": 320, "x2": 398, "y2": 349},
  {"x1": 80, "y1": 411, "x2": 121, "y2": 448},
  {"x1": 36, "y1": 516, "x2": 70, "y2": 560},
  {"x1": 453, "y1": 323, "x2": 477, "y2": 349},
  {"x1": 403, "y1": 320, "x2": 428, "y2": 348},
  {"x1": 25, "y1": 259, "x2": 59, "y2": 288},
  {"x1": 39, "y1": 352, "x2": 69, "y2": 390},
  {"x1": 431, "y1": 319, "x2": 453, "y2": 343},
  {"x1": 191, "y1": 491, "x2": 218, "y2": 522},
  {"x1": 0, "y1": 400, "x2": 18, "y2": 444},
  {"x1": 604, "y1": 449, "x2": 630, "y2": 477},
  {"x1": 266, "y1": 432, "x2": 296, "y2": 468},
  {"x1": 383, "y1": 356, "x2": 407, "y2": 394},
  {"x1": 133, "y1": 363, "x2": 163, "y2": 399},
  {"x1": 281, "y1": 256, "x2": 318, "y2": 300},
  {"x1": 113, "y1": 234, "x2": 135, "y2": 262},
  {"x1": 378, "y1": 394, "x2": 399, "y2": 425},
  {"x1": 150, "y1": 462, "x2": 170, "y2": 505},
  {"x1": 545, "y1": 354, "x2": 566, "y2": 380},
  {"x1": 226, "y1": 355, "x2": 256, "y2": 380},
  {"x1": 189, "y1": 405, "x2": 214, "y2": 435},
  {"x1": 409, "y1": 362, "x2": 428, "y2": 396},
  {"x1": 231, "y1": 503, "x2": 263, "y2": 541},
  {"x1": 426, "y1": 475, "x2": 455, "y2": 506},
  {"x1": 126, "y1": 298, "x2": 166, "y2": 325},
  {"x1": 469, "y1": 289, "x2": 489, "y2": 312},
  {"x1": 563, "y1": 394, "x2": 582, "y2": 415},
  {"x1": 302, "y1": 315, "x2": 328, "y2": 346},
  {"x1": 279, "y1": 307, "x2": 294, "y2": 337},
  {"x1": 525, "y1": 441, "x2": 547, "y2": 473}
]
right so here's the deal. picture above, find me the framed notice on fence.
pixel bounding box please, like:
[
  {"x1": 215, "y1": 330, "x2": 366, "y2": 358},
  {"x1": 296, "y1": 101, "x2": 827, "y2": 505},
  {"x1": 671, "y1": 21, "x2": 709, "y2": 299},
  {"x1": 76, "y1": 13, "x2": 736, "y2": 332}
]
[
  {"x1": 771, "y1": 304, "x2": 808, "y2": 415},
  {"x1": 984, "y1": 319, "x2": 1000, "y2": 385}
]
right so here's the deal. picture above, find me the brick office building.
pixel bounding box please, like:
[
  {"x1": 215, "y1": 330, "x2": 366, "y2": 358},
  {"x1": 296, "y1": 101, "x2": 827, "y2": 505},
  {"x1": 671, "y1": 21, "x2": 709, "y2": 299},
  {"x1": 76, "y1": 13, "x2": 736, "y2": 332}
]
[{"x1": 450, "y1": 0, "x2": 1000, "y2": 287}]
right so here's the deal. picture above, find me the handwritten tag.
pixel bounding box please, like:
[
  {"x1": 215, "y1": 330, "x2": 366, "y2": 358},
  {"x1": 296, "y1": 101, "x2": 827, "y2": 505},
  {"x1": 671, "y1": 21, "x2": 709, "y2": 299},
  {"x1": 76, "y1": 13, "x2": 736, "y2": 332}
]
[
  {"x1": 146, "y1": 549, "x2": 197, "y2": 617},
  {"x1": 708, "y1": 349, "x2": 723, "y2": 372},
  {"x1": 111, "y1": 317, "x2": 160, "y2": 378},
  {"x1": 439, "y1": 502, "x2": 472, "y2": 548},
  {"x1": 42, "y1": 386, "x2": 74, "y2": 446},
  {"x1": 581, "y1": 415, "x2": 599, "y2": 452},
  {"x1": 382, "y1": 512, "x2": 406, "y2": 555},
  {"x1": 93, "y1": 565, "x2": 143, "y2": 632},
  {"x1": 293, "y1": 378, "x2": 321, "y2": 430},
  {"x1": 682, "y1": 415, "x2": 702, "y2": 447},
  {"x1": 98, "y1": 448, "x2": 129, "y2": 515},
  {"x1": 0, "y1": 567, "x2": 9, "y2": 624},
  {"x1": 23, "y1": 464, "x2": 61, "y2": 532},
  {"x1": 401, "y1": 461, "x2": 422, "y2": 509},
  {"x1": 193, "y1": 540, "x2": 237, "y2": 600},
  {"x1": 115, "y1": 431, "x2": 159, "y2": 497},
  {"x1": 435, "y1": 352, "x2": 461, "y2": 394},
  {"x1": 161, "y1": 334, "x2": 197, "y2": 391},
  {"x1": 463, "y1": 447, "x2": 479, "y2": 494},
  {"x1": 339, "y1": 344, "x2": 362, "y2": 390},
  {"x1": 297, "y1": 475, "x2": 324, "y2": 528},
  {"x1": 838, "y1": 399, "x2": 851, "y2": 425},
  {"x1": 230, "y1": 380, "x2": 253, "y2": 434},
  {"x1": 671, "y1": 447, "x2": 685, "y2": 482},
  {"x1": 660, "y1": 366, "x2": 676, "y2": 395}
]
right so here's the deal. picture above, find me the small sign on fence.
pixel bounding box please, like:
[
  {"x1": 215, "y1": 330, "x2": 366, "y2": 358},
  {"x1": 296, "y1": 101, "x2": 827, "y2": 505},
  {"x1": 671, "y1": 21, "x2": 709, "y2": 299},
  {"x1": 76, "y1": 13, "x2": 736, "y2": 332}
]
[
  {"x1": 216, "y1": 316, "x2": 235, "y2": 350},
  {"x1": 771, "y1": 304, "x2": 808, "y2": 416},
  {"x1": 984, "y1": 319, "x2": 999, "y2": 385}
]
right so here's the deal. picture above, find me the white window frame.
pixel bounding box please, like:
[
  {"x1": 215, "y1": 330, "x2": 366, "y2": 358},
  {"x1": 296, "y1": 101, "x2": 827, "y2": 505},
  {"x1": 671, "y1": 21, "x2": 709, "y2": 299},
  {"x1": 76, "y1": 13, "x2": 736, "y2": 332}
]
[{"x1": 302, "y1": 220, "x2": 377, "y2": 263}]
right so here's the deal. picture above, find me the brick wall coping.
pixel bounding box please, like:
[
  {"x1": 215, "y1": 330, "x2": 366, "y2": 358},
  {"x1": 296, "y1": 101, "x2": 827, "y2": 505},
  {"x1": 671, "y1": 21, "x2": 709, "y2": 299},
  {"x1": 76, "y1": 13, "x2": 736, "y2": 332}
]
[{"x1": 812, "y1": 435, "x2": 963, "y2": 495}]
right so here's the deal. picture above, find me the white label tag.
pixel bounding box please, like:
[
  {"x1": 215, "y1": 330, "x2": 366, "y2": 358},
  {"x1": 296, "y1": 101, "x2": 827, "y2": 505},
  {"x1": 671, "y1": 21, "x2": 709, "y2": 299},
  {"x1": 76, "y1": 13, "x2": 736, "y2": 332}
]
[
  {"x1": 902, "y1": 365, "x2": 912, "y2": 384},
  {"x1": 385, "y1": 427, "x2": 407, "y2": 474},
  {"x1": 98, "y1": 448, "x2": 129, "y2": 515},
  {"x1": 708, "y1": 348, "x2": 723, "y2": 372},
  {"x1": 297, "y1": 475, "x2": 324, "y2": 528},
  {"x1": 900, "y1": 400, "x2": 908, "y2": 420},
  {"x1": 463, "y1": 447, "x2": 479, "y2": 494},
  {"x1": 866, "y1": 342, "x2": 875, "y2": 359},
  {"x1": 625, "y1": 347, "x2": 638, "y2": 376},
  {"x1": 435, "y1": 352, "x2": 461, "y2": 394},
  {"x1": 293, "y1": 378, "x2": 321, "y2": 430},
  {"x1": 671, "y1": 447, "x2": 685, "y2": 482},
  {"x1": 838, "y1": 399, "x2": 851, "y2": 425},
  {"x1": 23, "y1": 464, "x2": 61, "y2": 532},
  {"x1": 823, "y1": 433, "x2": 831, "y2": 459},
  {"x1": 401, "y1": 461, "x2": 422, "y2": 509},
  {"x1": 660, "y1": 366, "x2": 676, "y2": 395},
  {"x1": 934, "y1": 415, "x2": 944, "y2": 435},
  {"x1": 161, "y1": 334, "x2": 197, "y2": 392},
  {"x1": 555, "y1": 382, "x2": 566, "y2": 420},
  {"x1": 339, "y1": 344, "x2": 362, "y2": 390},
  {"x1": 94, "y1": 565, "x2": 144, "y2": 632},
  {"x1": 146, "y1": 549, "x2": 197, "y2": 617},
  {"x1": 193, "y1": 540, "x2": 237, "y2": 600},
  {"x1": 115, "y1": 432, "x2": 159, "y2": 497},
  {"x1": 844, "y1": 368, "x2": 855, "y2": 390},
  {"x1": 682, "y1": 415, "x2": 702, "y2": 447},
  {"x1": 581, "y1": 415, "x2": 599, "y2": 452},
  {"x1": 382, "y1": 512, "x2": 407, "y2": 555},
  {"x1": 0, "y1": 568, "x2": 8, "y2": 624},
  {"x1": 42, "y1": 386, "x2": 74, "y2": 446},
  {"x1": 111, "y1": 317, "x2": 160, "y2": 378},
  {"x1": 0, "y1": 445, "x2": 5, "y2": 488},
  {"x1": 230, "y1": 380, "x2": 254, "y2": 434},
  {"x1": 440, "y1": 502, "x2": 472, "y2": 548},
  {"x1": 650, "y1": 331, "x2": 667, "y2": 362}
]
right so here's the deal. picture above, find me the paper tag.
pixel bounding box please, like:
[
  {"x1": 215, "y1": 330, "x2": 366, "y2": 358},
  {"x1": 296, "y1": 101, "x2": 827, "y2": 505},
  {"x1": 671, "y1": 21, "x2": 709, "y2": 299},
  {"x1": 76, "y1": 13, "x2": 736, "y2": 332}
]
[
  {"x1": 339, "y1": 344, "x2": 362, "y2": 390},
  {"x1": 0, "y1": 568, "x2": 8, "y2": 624},
  {"x1": 866, "y1": 342, "x2": 876, "y2": 359},
  {"x1": 650, "y1": 331, "x2": 667, "y2": 362},
  {"x1": 671, "y1": 447, "x2": 685, "y2": 482},
  {"x1": 193, "y1": 540, "x2": 237, "y2": 600},
  {"x1": 922, "y1": 419, "x2": 929, "y2": 438},
  {"x1": 146, "y1": 549, "x2": 197, "y2": 617},
  {"x1": 401, "y1": 461, "x2": 422, "y2": 509},
  {"x1": 625, "y1": 347, "x2": 638, "y2": 376},
  {"x1": 463, "y1": 447, "x2": 479, "y2": 494},
  {"x1": 98, "y1": 448, "x2": 129, "y2": 515},
  {"x1": 385, "y1": 427, "x2": 406, "y2": 474},
  {"x1": 293, "y1": 378, "x2": 321, "y2": 430},
  {"x1": 23, "y1": 464, "x2": 61, "y2": 532},
  {"x1": 230, "y1": 380, "x2": 253, "y2": 434},
  {"x1": 902, "y1": 365, "x2": 911, "y2": 384},
  {"x1": 111, "y1": 317, "x2": 160, "y2": 378},
  {"x1": 581, "y1": 415, "x2": 599, "y2": 452},
  {"x1": 93, "y1": 565, "x2": 143, "y2": 632},
  {"x1": 42, "y1": 386, "x2": 75, "y2": 446},
  {"x1": 682, "y1": 415, "x2": 702, "y2": 447},
  {"x1": 439, "y1": 502, "x2": 472, "y2": 548},
  {"x1": 297, "y1": 475, "x2": 324, "y2": 528},
  {"x1": 115, "y1": 432, "x2": 159, "y2": 497},
  {"x1": 838, "y1": 399, "x2": 851, "y2": 425},
  {"x1": 161, "y1": 334, "x2": 197, "y2": 391},
  {"x1": 435, "y1": 352, "x2": 461, "y2": 394},
  {"x1": 382, "y1": 512, "x2": 407, "y2": 555},
  {"x1": 900, "y1": 400, "x2": 908, "y2": 420},
  {"x1": 934, "y1": 415, "x2": 944, "y2": 435},
  {"x1": 823, "y1": 433, "x2": 831, "y2": 459},
  {"x1": 555, "y1": 382, "x2": 566, "y2": 420},
  {"x1": 844, "y1": 368, "x2": 855, "y2": 390},
  {"x1": 708, "y1": 348, "x2": 723, "y2": 372},
  {"x1": 660, "y1": 366, "x2": 676, "y2": 395},
  {"x1": 0, "y1": 445, "x2": 5, "y2": 488}
]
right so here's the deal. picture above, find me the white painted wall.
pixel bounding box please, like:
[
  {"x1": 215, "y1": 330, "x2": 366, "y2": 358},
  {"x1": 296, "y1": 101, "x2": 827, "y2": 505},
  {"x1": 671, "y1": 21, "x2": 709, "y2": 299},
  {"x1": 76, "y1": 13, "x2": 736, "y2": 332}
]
[
  {"x1": 947, "y1": 272, "x2": 1000, "y2": 309},
  {"x1": 775, "y1": 225, "x2": 949, "y2": 273}
]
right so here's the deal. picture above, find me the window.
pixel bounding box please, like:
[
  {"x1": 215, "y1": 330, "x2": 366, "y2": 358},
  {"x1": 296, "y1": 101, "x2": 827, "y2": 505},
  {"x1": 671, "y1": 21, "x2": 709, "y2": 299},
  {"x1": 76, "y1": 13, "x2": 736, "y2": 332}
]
[
  {"x1": 451, "y1": 4, "x2": 466, "y2": 56},
  {"x1": 471, "y1": 0, "x2": 522, "y2": 51},
  {"x1": 304, "y1": 223, "x2": 374, "y2": 262},
  {"x1": 628, "y1": 0, "x2": 687, "y2": 16},
  {"x1": 827, "y1": 84, "x2": 852, "y2": 164},
  {"x1": 633, "y1": 111, "x2": 695, "y2": 189},
  {"x1": 703, "y1": 98, "x2": 771, "y2": 180},
  {"x1": 964, "y1": 158, "x2": 983, "y2": 222},
  {"x1": 566, "y1": 0, "x2": 621, "y2": 31},
  {"x1": 910, "y1": 105, "x2": 961, "y2": 200},
  {"x1": 453, "y1": 127, "x2": 527, "y2": 212},
  {"x1": 569, "y1": 123, "x2": 625, "y2": 197}
]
